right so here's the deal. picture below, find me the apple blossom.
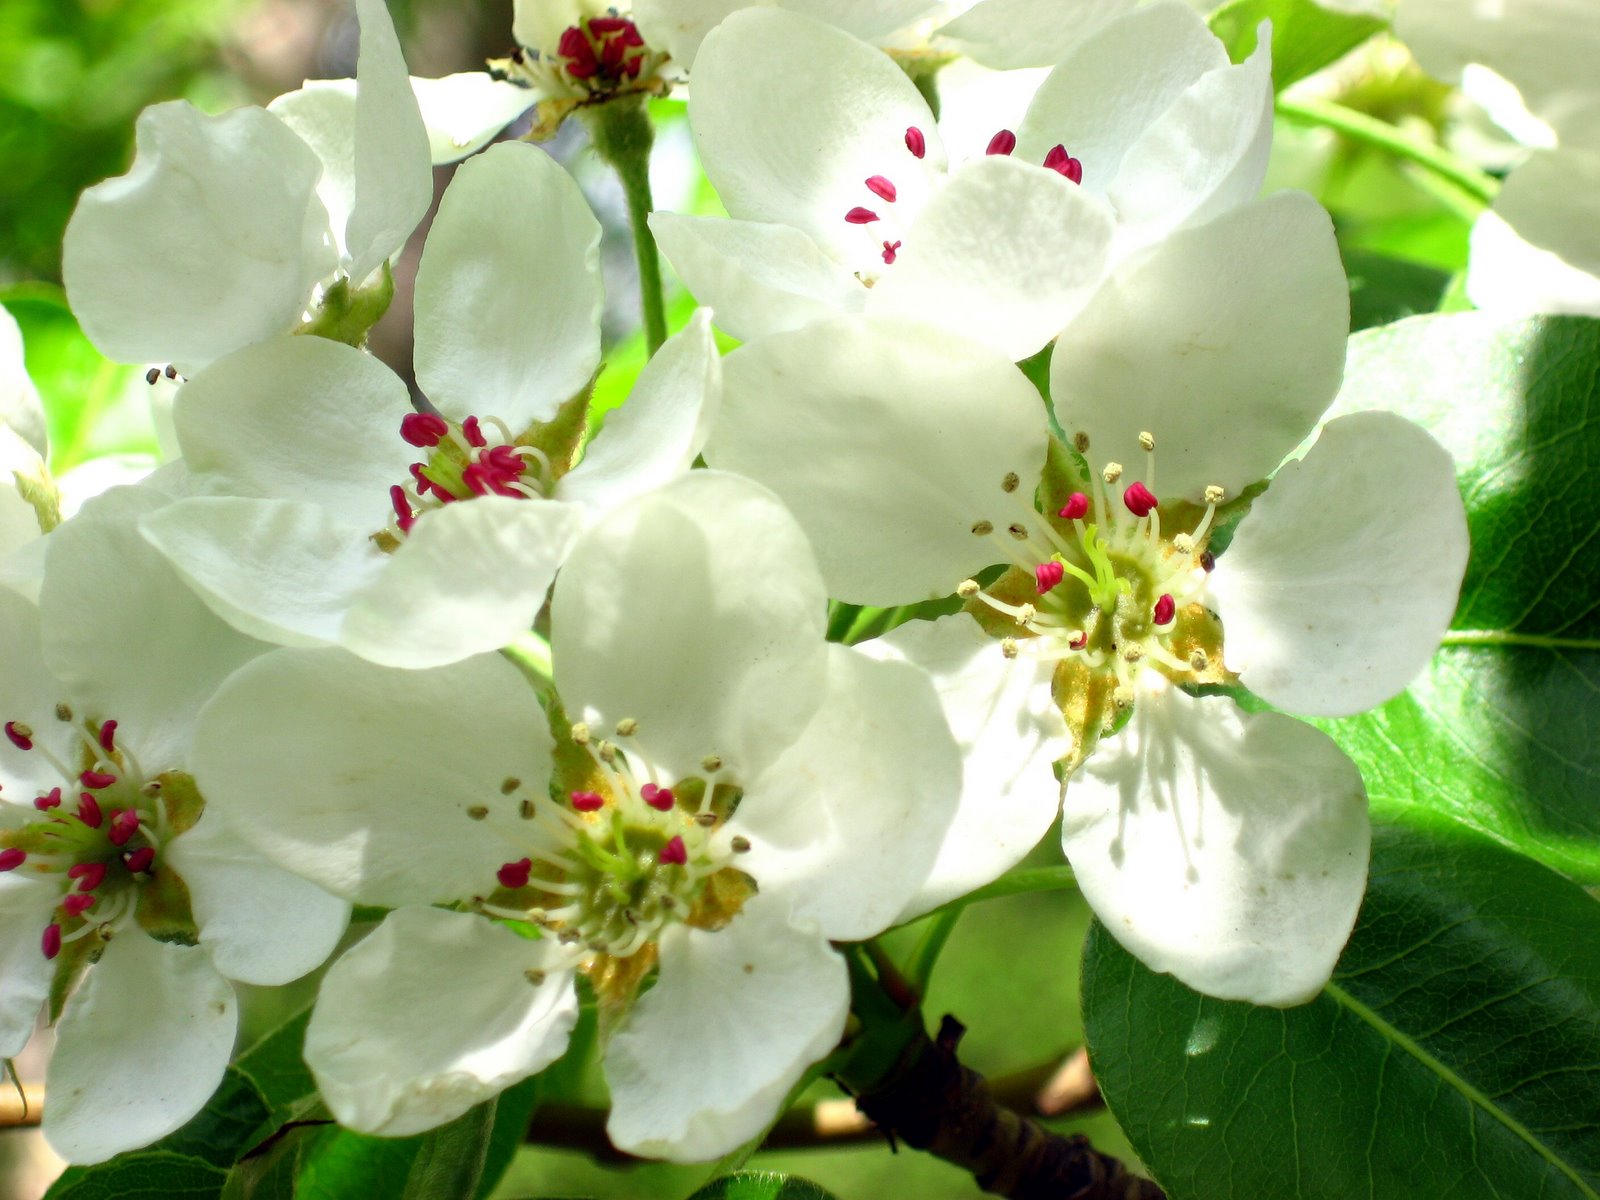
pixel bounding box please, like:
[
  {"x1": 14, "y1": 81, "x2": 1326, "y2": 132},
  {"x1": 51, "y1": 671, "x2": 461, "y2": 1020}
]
[
  {"x1": 0, "y1": 486, "x2": 349, "y2": 1163},
  {"x1": 61, "y1": 0, "x2": 431, "y2": 374},
  {"x1": 703, "y1": 189, "x2": 1468, "y2": 1002},
  {"x1": 649, "y1": 2, "x2": 1272, "y2": 358},
  {"x1": 139, "y1": 141, "x2": 718, "y2": 669},
  {"x1": 189, "y1": 471, "x2": 960, "y2": 1156}
]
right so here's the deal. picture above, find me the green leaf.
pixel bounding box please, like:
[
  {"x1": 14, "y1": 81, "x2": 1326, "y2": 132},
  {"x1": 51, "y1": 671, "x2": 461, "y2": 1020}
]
[
  {"x1": 230, "y1": 1006, "x2": 318, "y2": 1134},
  {"x1": 1343, "y1": 248, "x2": 1451, "y2": 332},
  {"x1": 402, "y1": 1098, "x2": 497, "y2": 1200},
  {"x1": 45, "y1": 1151, "x2": 228, "y2": 1200},
  {"x1": 292, "y1": 1126, "x2": 424, "y2": 1200},
  {"x1": 1208, "y1": 0, "x2": 1386, "y2": 90},
  {"x1": 1084, "y1": 816, "x2": 1600, "y2": 1199},
  {"x1": 686, "y1": 1172, "x2": 842, "y2": 1200},
  {"x1": 1322, "y1": 314, "x2": 1600, "y2": 880},
  {"x1": 474, "y1": 1076, "x2": 543, "y2": 1200}
]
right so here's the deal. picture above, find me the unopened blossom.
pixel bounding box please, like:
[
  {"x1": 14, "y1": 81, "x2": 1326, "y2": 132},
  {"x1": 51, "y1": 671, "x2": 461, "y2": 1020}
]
[
  {"x1": 1396, "y1": 0, "x2": 1600, "y2": 316},
  {"x1": 705, "y1": 201, "x2": 1467, "y2": 1003},
  {"x1": 650, "y1": 2, "x2": 1271, "y2": 359},
  {"x1": 0, "y1": 487, "x2": 348, "y2": 1162},
  {"x1": 0, "y1": 307, "x2": 57, "y2": 569},
  {"x1": 140, "y1": 141, "x2": 719, "y2": 669},
  {"x1": 61, "y1": 0, "x2": 431, "y2": 374},
  {"x1": 191, "y1": 471, "x2": 960, "y2": 1155}
]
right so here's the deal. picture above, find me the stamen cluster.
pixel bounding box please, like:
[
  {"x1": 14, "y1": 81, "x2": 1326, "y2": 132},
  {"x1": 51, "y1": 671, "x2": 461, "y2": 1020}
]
[{"x1": 388, "y1": 412, "x2": 555, "y2": 536}]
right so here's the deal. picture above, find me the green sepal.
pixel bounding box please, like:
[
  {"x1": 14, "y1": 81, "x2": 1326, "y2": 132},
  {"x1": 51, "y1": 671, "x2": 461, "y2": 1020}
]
[
  {"x1": 155, "y1": 770, "x2": 206, "y2": 838},
  {"x1": 542, "y1": 691, "x2": 612, "y2": 806},
  {"x1": 520, "y1": 379, "x2": 594, "y2": 484},
  {"x1": 1037, "y1": 433, "x2": 1092, "y2": 521},
  {"x1": 135, "y1": 862, "x2": 199, "y2": 945},
  {"x1": 47, "y1": 929, "x2": 104, "y2": 1024},
  {"x1": 294, "y1": 264, "x2": 395, "y2": 348}
]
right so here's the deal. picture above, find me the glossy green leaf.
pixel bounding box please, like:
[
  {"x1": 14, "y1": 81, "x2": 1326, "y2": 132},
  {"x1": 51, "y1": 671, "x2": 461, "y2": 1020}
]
[
  {"x1": 45, "y1": 1152, "x2": 227, "y2": 1200},
  {"x1": 402, "y1": 1098, "x2": 497, "y2": 1200},
  {"x1": 1084, "y1": 817, "x2": 1600, "y2": 1199},
  {"x1": 686, "y1": 1172, "x2": 841, "y2": 1200},
  {"x1": 474, "y1": 1076, "x2": 543, "y2": 1200},
  {"x1": 1322, "y1": 314, "x2": 1600, "y2": 880},
  {"x1": 1343, "y1": 249, "x2": 1451, "y2": 332},
  {"x1": 1209, "y1": 0, "x2": 1386, "y2": 90}
]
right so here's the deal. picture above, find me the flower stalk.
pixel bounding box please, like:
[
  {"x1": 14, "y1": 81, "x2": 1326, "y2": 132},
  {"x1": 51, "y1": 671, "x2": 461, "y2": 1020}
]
[{"x1": 581, "y1": 96, "x2": 668, "y2": 355}]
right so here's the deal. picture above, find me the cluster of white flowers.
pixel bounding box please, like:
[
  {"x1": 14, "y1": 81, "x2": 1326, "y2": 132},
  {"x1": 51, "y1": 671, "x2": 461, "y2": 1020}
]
[{"x1": 1, "y1": 0, "x2": 1470, "y2": 1171}]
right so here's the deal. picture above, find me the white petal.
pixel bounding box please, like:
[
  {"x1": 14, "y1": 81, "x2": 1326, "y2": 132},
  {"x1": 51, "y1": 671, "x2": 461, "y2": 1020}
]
[
  {"x1": 163, "y1": 809, "x2": 351, "y2": 986},
  {"x1": 1063, "y1": 687, "x2": 1369, "y2": 1006},
  {"x1": 1050, "y1": 191, "x2": 1349, "y2": 502},
  {"x1": 173, "y1": 336, "x2": 415, "y2": 528},
  {"x1": 552, "y1": 471, "x2": 828, "y2": 783},
  {"x1": 62, "y1": 102, "x2": 334, "y2": 371},
  {"x1": 938, "y1": 0, "x2": 1137, "y2": 70},
  {"x1": 605, "y1": 893, "x2": 848, "y2": 1161},
  {"x1": 735, "y1": 643, "x2": 960, "y2": 940},
  {"x1": 267, "y1": 84, "x2": 360, "y2": 262},
  {"x1": 0, "y1": 305, "x2": 47, "y2": 458},
  {"x1": 1109, "y1": 22, "x2": 1273, "y2": 251},
  {"x1": 1209, "y1": 412, "x2": 1468, "y2": 718},
  {"x1": 631, "y1": 0, "x2": 754, "y2": 68},
  {"x1": 512, "y1": 0, "x2": 592, "y2": 54},
  {"x1": 707, "y1": 316, "x2": 1046, "y2": 605},
  {"x1": 192, "y1": 647, "x2": 551, "y2": 907},
  {"x1": 411, "y1": 73, "x2": 538, "y2": 165},
  {"x1": 1466, "y1": 149, "x2": 1600, "y2": 318},
  {"x1": 690, "y1": 8, "x2": 945, "y2": 259},
  {"x1": 414, "y1": 142, "x2": 602, "y2": 429},
  {"x1": 306, "y1": 907, "x2": 577, "y2": 1136},
  {"x1": 557, "y1": 309, "x2": 721, "y2": 512},
  {"x1": 45, "y1": 932, "x2": 237, "y2": 1163},
  {"x1": 861, "y1": 613, "x2": 1070, "y2": 919},
  {"x1": 1014, "y1": 3, "x2": 1228, "y2": 192},
  {"x1": 140, "y1": 497, "x2": 385, "y2": 649},
  {"x1": 41, "y1": 491, "x2": 269, "y2": 769},
  {"x1": 649, "y1": 213, "x2": 864, "y2": 342},
  {"x1": 0, "y1": 876, "x2": 57, "y2": 1058},
  {"x1": 780, "y1": 0, "x2": 943, "y2": 44},
  {"x1": 340, "y1": 496, "x2": 586, "y2": 668},
  {"x1": 0, "y1": 586, "x2": 87, "y2": 799},
  {"x1": 345, "y1": 0, "x2": 434, "y2": 282},
  {"x1": 868, "y1": 155, "x2": 1114, "y2": 361}
]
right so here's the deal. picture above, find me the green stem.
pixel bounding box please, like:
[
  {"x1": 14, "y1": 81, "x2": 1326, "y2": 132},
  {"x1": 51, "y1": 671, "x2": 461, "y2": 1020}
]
[
  {"x1": 1442, "y1": 629, "x2": 1600, "y2": 651},
  {"x1": 1275, "y1": 96, "x2": 1499, "y2": 209},
  {"x1": 907, "y1": 907, "x2": 964, "y2": 996},
  {"x1": 910, "y1": 866, "x2": 1079, "y2": 927},
  {"x1": 582, "y1": 98, "x2": 669, "y2": 355}
]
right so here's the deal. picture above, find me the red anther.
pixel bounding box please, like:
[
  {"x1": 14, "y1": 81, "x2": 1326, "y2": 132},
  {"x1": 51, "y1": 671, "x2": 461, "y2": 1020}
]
[
  {"x1": 462, "y1": 416, "x2": 488, "y2": 448},
  {"x1": 570, "y1": 790, "x2": 604, "y2": 812},
  {"x1": 497, "y1": 857, "x2": 532, "y2": 890},
  {"x1": 4, "y1": 722, "x2": 32, "y2": 751},
  {"x1": 77, "y1": 793, "x2": 103, "y2": 829},
  {"x1": 905, "y1": 126, "x2": 926, "y2": 158},
  {"x1": 623, "y1": 55, "x2": 643, "y2": 77},
  {"x1": 1123, "y1": 481, "x2": 1158, "y2": 517},
  {"x1": 33, "y1": 787, "x2": 61, "y2": 811},
  {"x1": 68, "y1": 862, "x2": 106, "y2": 892},
  {"x1": 399, "y1": 412, "x2": 448, "y2": 447},
  {"x1": 123, "y1": 846, "x2": 155, "y2": 874},
  {"x1": 588, "y1": 15, "x2": 632, "y2": 34},
  {"x1": 1200, "y1": 550, "x2": 1216, "y2": 572},
  {"x1": 620, "y1": 23, "x2": 644, "y2": 46},
  {"x1": 659, "y1": 835, "x2": 687, "y2": 866},
  {"x1": 0, "y1": 849, "x2": 25, "y2": 871},
  {"x1": 600, "y1": 33, "x2": 628, "y2": 69},
  {"x1": 1043, "y1": 144, "x2": 1084, "y2": 183},
  {"x1": 80, "y1": 769, "x2": 116, "y2": 790},
  {"x1": 1035, "y1": 561, "x2": 1065, "y2": 595},
  {"x1": 409, "y1": 462, "x2": 446, "y2": 500},
  {"x1": 1153, "y1": 594, "x2": 1176, "y2": 626},
  {"x1": 389, "y1": 485, "x2": 416, "y2": 533},
  {"x1": 41, "y1": 924, "x2": 60, "y2": 960},
  {"x1": 559, "y1": 26, "x2": 599, "y2": 77},
  {"x1": 641, "y1": 783, "x2": 676, "y2": 812},
  {"x1": 1058, "y1": 492, "x2": 1090, "y2": 520},
  {"x1": 98, "y1": 720, "x2": 118, "y2": 752},
  {"x1": 108, "y1": 809, "x2": 141, "y2": 848},
  {"x1": 986, "y1": 129, "x2": 1017, "y2": 156},
  {"x1": 881, "y1": 240, "x2": 902, "y2": 265},
  {"x1": 845, "y1": 207, "x2": 880, "y2": 225},
  {"x1": 1069, "y1": 631, "x2": 1088, "y2": 651},
  {"x1": 62, "y1": 893, "x2": 95, "y2": 918},
  {"x1": 865, "y1": 175, "x2": 897, "y2": 203}
]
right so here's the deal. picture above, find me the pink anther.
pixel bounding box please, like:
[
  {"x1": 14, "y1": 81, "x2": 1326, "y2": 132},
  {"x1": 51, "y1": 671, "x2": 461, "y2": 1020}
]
[
  {"x1": 905, "y1": 126, "x2": 926, "y2": 159},
  {"x1": 845, "y1": 207, "x2": 880, "y2": 225},
  {"x1": 0, "y1": 849, "x2": 24, "y2": 872},
  {"x1": 986, "y1": 129, "x2": 1017, "y2": 156},
  {"x1": 41, "y1": 924, "x2": 60, "y2": 960},
  {"x1": 1058, "y1": 492, "x2": 1089, "y2": 521},
  {"x1": 63, "y1": 893, "x2": 95, "y2": 918},
  {"x1": 1123, "y1": 482, "x2": 1158, "y2": 517},
  {"x1": 1153, "y1": 594, "x2": 1176, "y2": 626},
  {"x1": 865, "y1": 175, "x2": 897, "y2": 203},
  {"x1": 80, "y1": 769, "x2": 116, "y2": 790},
  {"x1": 67, "y1": 862, "x2": 106, "y2": 892},
  {"x1": 641, "y1": 783, "x2": 676, "y2": 812},
  {"x1": 33, "y1": 787, "x2": 61, "y2": 811},
  {"x1": 570, "y1": 791, "x2": 605, "y2": 812},
  {"x1": 462, "y1": 416, "x2": 488, "y2": 448},
  {"x1": 4, "y1": 722, "x2": 32, "y2": 751},
  {"x1": 123, "y1": 847, "x2": 155, "y2": 875},
  {"x1": 497, "y1": 857, "x2": 532, "y2": 890},
  {"x1": 98, "y1": 720, "x2": 118, "y2": 752},
  {"x1": 881, "y1": 240, "x2": 901, "y2": 265},
  {"x1": 77, "y1": 793, "x2": 103, "y2": 829},
  {"x1": 659, "y1": 836, "x2": 687, "y2": 866},
  {"x1": 1035, "y1": 561, "x2": 1065, "y2": 595},
  {"x1": 108, "y1": 809, "x2": 141, "y2": 848},
  {"x1": 400, "y1": 412, "x2": 448, "y2": 447},
  {"x1": 1043, "y1": 145, "x2": 1084, "y2": 183}
]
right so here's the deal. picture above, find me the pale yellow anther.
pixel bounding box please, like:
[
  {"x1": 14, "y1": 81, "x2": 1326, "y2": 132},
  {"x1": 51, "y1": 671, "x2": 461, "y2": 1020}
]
[
  {"x1": 1016, "y1": 603, "x2": 1037, "y2": 627},
  {"x1": 8, "y1": 722, "x2": 31, "y2": 740},
  {"x1": 1123, "y1": 645, "x2": 1144, "y2": 664},
  {"x1": 1008, "y1": 523, "x2": 1029, "y2": 540},
  {"x1": 54, "y1": 704, "x2": 72, "y2": 723},
  {"x1": 500, "y1": 777, "x2": 521, "y2": 795},
  {"x1": 141, "y1": 780, "x2": 162, "y2": 797},
  {"x1": 520, "y1": 799, "x2": 538, "y2": 820},
  {"x1": 971, "y1": 520, "x2": 994, "y2": 536},
  {"x1": 570, "y1": 722, "x2": 591, "y2": 745},
  {"x1": 957, "y1": 579, "x2": 981, "y2": 598},
  {"x1": 731, "y1": 836, "x2": 751, "y2": 853},
  {"x1": 1002, "y1": 472, "x2": 1020, "y2": 493},
  {"x1": 1113, "y1": 685, "x2": 1134, "y2": 709},
  {"x1": 1138, "y1": 431, "x2": 1155, "y2": 451},
  {"x1": 1172, "y1": 533, "x2": 1194, "y2": 555},
  {"x1": 1204, "y1": 485, "x2": 1226, "y2": 505},
  {"x1": 1103, "y1": 462, "x2": 1124, "y2": 484},
  {"x1": 524, "y1": 968, "x2": 546, "y2": 986},
  {"x1": 615, "y1": 717, "x2": 638, "y2": 737},
  {"x1": 1189, "y1": 649, "x2": 1210, "y2": 672},
  {"x1": 701, "y1": 754, "x2": 723, "y2": 772},
  {"x1": 1001, "y1": 638, "x2": 1020, "y2": 659},
  {"x1": 466, "y1": 805, "x2": 489, "y2": 821},
  {"x1": 597, "y1": 740, "x2": 618, "y2": 764}
]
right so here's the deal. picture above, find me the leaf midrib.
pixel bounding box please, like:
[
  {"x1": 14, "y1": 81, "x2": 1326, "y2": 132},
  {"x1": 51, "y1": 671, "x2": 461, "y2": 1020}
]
[
  {"x1": 1443, "y1": 630, "x2": 1600, "y2": 651},
  {"x1": 1324, "y1": 980, "x2": 1600, "y2": 1199}
]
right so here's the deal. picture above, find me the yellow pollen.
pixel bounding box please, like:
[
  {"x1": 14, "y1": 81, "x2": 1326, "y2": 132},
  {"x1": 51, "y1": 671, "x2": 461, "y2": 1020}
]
[
  {"x1": 1002, "y1": 472, "x2": 1020, "y2": 493},
  {"x1": 1001, "y1": 638, "x2": 1020, "y2": 659},
  {"x1": 1138, "y1": 431, "x2": 1155, "y2": 451},
  {"x1": 570, "y1": 722, "x2": 591, "y2": 745},
  {"x1": 1204, "y1": 485, "x2": 1226, "y2": 504},
  {"x1": 1103, "y1": 462, "x2": 1123, "y2": 484},
  {"x1": 957, "y1": 579, "x2": 981, "y2": 598},
  {"x1": 615, "y1": 717, "x2": 638, "y2": 737}
]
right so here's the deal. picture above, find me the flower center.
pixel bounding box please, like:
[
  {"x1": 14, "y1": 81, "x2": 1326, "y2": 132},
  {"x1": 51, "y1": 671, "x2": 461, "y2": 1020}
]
[
  {"x1": 843, "y1": 125, "x2": 1084, "y2": 283},
  {"x1": 0, "y1": 708, "x2": 201, "y2": 960},
  {"x1": 384, "y1": 412, "x2": 556, "y2": 540},
  {"x1": 958, "y1": 433, "x2": 1230, "y2": 741},
  {"x1": 473, "y1": 721, "x2": 750, "y2": 968},
  {"x1": 497, "y1": 10, "x2": 667, "y2": 112}
]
